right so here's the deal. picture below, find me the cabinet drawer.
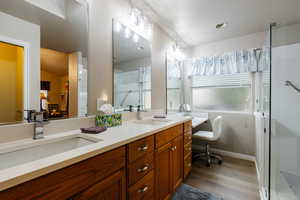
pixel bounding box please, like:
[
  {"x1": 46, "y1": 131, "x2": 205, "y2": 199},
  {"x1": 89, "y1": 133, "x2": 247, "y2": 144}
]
[
  {"x1": 128, "y1": 152, "x2": 154, "y2": 186},
  {"x1": 184, "y1": 130, "x2": 192, "y2": 145},
  {"x1": 128, "y1": 136, "x2": 154, "y2": 163},
  {"x1": 184, "y1": 153, "x2": 192, "y2": 179},
  {"x1": 0, "y1": 146, "x2": 126, "y2": 200},
  {"x1": 184, "y1": 121, "x2": 192, "y2": 132},
  {"x1": 155, "y1": 124, "x2": 183, "y2": 148},
  {"x1": 71, "y1": 169, "x2": 126, "y2": 200},
  {"x1": 184, "y1": 142, "x2": 192, "y2": 157},
  {"x1": 128, "y1": 170, "x2": 154, "y2": 200}
]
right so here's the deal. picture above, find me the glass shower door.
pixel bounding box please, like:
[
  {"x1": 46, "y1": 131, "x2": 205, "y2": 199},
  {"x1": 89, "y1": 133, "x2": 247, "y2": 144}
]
[{"x1": 270, "y1": 22, "x2": 300, "y2": 200}]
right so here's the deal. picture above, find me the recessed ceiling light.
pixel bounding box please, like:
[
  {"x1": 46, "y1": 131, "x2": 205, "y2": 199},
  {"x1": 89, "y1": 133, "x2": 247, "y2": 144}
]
[{"x1": 216, "y1": 22, "x2": 228, "y2": 29}]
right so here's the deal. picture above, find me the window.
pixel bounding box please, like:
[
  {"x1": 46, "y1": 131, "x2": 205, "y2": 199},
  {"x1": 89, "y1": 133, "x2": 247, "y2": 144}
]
[{"x1": 191, "y1": 73, "x2": 252, "y2": 112}]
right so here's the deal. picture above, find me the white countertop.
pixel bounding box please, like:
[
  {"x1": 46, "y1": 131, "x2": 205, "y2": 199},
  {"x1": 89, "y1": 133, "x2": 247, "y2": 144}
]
[{"x1": 0, "y1": 115, "x2": 191, "y2": 191}]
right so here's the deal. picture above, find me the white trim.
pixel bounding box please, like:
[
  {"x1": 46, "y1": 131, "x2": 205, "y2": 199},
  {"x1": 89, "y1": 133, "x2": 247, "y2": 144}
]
[
  {"x1": 0, "y1": 35, "x2": 30, "y2": 120},
  {"x1": 193, "y1": 109, "x2": 253, "y2": 115},
  {"x1": 211, "y1": 148, "x2": 256, "y2": 161},
  {"x1": 255, "y1": 160, "x2": 267, "y2": 200}
]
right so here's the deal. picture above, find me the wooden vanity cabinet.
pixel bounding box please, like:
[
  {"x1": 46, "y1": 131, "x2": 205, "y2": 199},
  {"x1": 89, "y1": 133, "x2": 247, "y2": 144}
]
[
  {"x1": 0, "y1": 147, "x2": 126, "y2": 200},
  {"x1": 183, "y1": 121, "x2": 192, "y2": 178},
  {"x1": 155, "y1": 142, "x2": 173, "y2": 200},
  {"x1": 0, "y1": 120, "x2": 192, "y2": 200},
  {"x1": 71, "y1": 169, "x2": 126, "y2": 200},
  {"x1": 155, "y1": 124, "x2": 184, "y2": 200},
  {"x1": 126, "y1": 135, "x2": 155, "y2": 200}
]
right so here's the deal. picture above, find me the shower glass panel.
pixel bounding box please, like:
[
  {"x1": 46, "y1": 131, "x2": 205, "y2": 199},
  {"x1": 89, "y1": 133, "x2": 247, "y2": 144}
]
[{"x1": 270, "y1": 22, "x2": 300, "y2": 200}]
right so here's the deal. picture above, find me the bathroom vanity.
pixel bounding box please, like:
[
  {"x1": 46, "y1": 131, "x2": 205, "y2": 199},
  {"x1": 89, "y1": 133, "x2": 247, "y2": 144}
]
[{"x1": 0, "y1": 117, "x2": 192, "y2": 200}]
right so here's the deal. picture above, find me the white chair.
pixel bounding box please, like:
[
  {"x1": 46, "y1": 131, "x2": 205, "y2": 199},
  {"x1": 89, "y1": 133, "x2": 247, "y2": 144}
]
[{"x1": 192, "y1": 116, "x2": 223, "y2": 167}]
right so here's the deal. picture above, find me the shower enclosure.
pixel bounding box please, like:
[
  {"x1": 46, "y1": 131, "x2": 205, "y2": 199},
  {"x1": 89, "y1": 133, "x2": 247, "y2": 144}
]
[{"x1": 260, "y1": 22, "x2": 300, "y2": 200}]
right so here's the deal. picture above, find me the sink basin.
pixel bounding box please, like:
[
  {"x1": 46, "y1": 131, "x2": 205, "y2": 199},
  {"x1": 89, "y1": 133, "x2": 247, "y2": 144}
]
[
  {"x1": 0, "y1": 134, "x2": 102, "y2": 170},
  {"x1": 133, "y1": 118, "x2": 172, "y2": 125}
]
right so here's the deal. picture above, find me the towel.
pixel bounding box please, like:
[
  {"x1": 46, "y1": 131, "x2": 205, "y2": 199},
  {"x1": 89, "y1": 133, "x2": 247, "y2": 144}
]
[{"x1": 80, "y1": 126, "x2": 107, "y2": 134}]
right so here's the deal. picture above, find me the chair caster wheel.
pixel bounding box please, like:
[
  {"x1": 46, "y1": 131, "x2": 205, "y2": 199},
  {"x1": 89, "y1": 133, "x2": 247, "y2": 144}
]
[{"x1": 218, "y1": 160, "x2": 223, "y2": 165}]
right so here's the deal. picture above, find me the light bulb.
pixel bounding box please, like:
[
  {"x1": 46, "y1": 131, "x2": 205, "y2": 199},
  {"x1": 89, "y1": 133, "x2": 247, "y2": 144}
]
[
  {"x1": 114, "y1": 21, "x2": 122, "y2": 32},
  {"x1": 133, "y1": 33, "x2": 139, "y2": 43},
  {"x1": 124, "y1": 27, "x2": 131, "y2": 38}
]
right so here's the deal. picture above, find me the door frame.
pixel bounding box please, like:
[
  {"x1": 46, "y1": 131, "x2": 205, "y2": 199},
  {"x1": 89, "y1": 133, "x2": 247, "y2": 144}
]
[{"x1": 0, "y1": 35, "x2": 30, "y2": 121}]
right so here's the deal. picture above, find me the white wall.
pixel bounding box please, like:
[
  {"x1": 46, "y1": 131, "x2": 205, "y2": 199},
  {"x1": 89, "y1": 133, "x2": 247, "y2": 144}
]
[
  {"x1": 194, "y1": 112, "x2": 256, "y2": 155},
  {"x1": 191, "y1": 31, "x2": 266, "y2": 58},
  {"x1": 0, "y1": 12, "x2": 40, "y2": 111}
]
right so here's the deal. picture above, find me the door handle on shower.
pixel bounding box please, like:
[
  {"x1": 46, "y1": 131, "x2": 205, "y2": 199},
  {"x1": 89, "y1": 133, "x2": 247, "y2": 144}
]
[{"x1": 285, "y1": 80, "x2": 300, "y2": 93}]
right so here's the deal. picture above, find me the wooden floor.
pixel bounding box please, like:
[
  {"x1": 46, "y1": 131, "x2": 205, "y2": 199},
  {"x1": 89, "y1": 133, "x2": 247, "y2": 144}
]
[{"x1": 184, "y1": 156, "x2": 260, "y2": 200}]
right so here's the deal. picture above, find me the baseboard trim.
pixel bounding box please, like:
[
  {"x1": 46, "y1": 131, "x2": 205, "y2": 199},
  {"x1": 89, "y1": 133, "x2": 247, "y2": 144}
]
[{"x1": 211, "y1": 148, "x2": 256, "y2": 162}]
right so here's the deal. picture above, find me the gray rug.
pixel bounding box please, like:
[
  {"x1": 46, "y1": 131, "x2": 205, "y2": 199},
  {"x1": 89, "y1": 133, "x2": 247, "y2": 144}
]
[{"x1": 172, "y1": 184, "x2": 223, "y2": 200}]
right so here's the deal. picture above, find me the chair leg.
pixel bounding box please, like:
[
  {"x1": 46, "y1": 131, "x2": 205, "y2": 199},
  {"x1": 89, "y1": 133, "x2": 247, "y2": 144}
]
[
  {"x1": 192, "y1": 143, "x2": 223, "y2": 167},
  {"x1": 206, "y1": 143, "x2": 212, "y2": 167},
  {"x1": 211, "y1": 153, "x2": 223, "y2": 165}
]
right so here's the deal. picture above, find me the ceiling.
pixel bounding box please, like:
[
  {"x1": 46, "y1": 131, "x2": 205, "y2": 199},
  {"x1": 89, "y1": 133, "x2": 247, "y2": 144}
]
[
  {"x1": 134, "y1": 0, "x2": 300, "y2": 47},
  {"x1": 41, "y1": 48, "x2": 68, "y2": 76},
  {"x1": 0, "y1": 0, "x2": 88, "y2": 56}
]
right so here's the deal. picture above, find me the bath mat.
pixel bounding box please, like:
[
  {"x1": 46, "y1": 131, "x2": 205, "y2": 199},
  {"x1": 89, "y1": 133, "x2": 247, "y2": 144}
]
[{"x1": 172, "y1": 184, "x2": 223, "y2": 200}]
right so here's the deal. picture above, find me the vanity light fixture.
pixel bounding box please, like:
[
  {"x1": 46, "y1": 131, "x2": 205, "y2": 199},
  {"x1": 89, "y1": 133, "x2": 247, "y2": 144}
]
[
  {"x1": 216, "y1": 22, "x2": 228, "y2": 29},
  {"x1": 129, "y1": 7, "x2": 153, "y2": 39},
  {"x1": 133, "y1": 33, "x2": 139, "y2": 43},
  {"x1": 124, "y1": 27, "x2": 131, "y2": 38},
  {"x1": 168, "y1": 43, "x2": 185, "y2": 61},
  {"x1": 114, "y1": 21, "x2": 122, "y2": 32}
]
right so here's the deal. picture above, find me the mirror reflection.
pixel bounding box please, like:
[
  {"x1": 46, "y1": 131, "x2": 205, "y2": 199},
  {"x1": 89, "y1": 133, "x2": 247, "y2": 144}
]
[
  {"x1": 0, "y1": 42, "x2": 24, "y2": 123},
  {"x1": 0, "y1": 0, "x2": 89, "y2": 123},
  {"x1": 113, "y1": 21, "x2": 151, "y2": 111}
]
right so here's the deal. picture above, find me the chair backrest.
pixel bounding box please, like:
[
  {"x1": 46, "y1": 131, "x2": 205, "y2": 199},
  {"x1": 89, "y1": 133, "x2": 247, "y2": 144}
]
[{"x1": 212, "y1": 116, "x2": 223, "y2": 140}]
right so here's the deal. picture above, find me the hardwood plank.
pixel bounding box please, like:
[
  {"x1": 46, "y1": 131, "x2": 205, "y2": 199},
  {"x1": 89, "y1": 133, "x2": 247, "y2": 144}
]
[{"x1": 184, "y1": 156, "x2": 260, "y2": 200}]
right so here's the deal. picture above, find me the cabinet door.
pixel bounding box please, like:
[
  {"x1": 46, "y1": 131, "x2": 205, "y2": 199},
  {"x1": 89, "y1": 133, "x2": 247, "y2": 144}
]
[
  {"x1": 172, "y1": 136, "x2": 183, "y2": 191},
  {"x1": 72, "y1": 169, "x2": 126, "y2": 200},
  {"x1": 155, "y1": 142, "x2": 172, "y2": 200}
]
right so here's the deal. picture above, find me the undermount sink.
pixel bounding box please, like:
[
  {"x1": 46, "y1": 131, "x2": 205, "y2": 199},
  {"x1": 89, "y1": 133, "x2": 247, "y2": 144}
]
[
  {"x1": 133, "y1": 118, "x2": 172, "y2": 125},
  {"x1": 0, "y1": 134, "x2": 102, "y2": 170}
]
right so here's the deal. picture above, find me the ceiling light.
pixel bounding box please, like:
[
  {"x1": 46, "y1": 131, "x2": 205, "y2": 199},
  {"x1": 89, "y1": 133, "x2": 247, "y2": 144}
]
[{"x1": 216, "y1": 22, "x2": 228, "y2": 29}]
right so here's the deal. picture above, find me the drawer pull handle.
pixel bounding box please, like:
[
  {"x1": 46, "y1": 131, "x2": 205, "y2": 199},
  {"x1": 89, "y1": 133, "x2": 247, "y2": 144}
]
[
  {"x1": 171, "y1": 146, "x2": 177, "y2": 151},
  {"x1": 138, "y1": 145, "x2": 148, "y2": 151},
  {"x1": 138, "y1": 186, "x2": 148, "y2": 193},
  {"x1": 138, "y1": 165, "x2": 149, "y2": 172},
  {"x1": 188, "y1": 163, "x2": 191, "y2": 167}
]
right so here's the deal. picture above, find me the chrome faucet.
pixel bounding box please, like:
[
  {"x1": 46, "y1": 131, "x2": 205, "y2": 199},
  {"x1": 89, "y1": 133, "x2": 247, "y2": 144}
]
[
  {"x1": 26, "y1": 110, "x2": 49, "y2": 140},
  {"x1": 136, "y1": 105, "x2": 146, "y2": 120}
]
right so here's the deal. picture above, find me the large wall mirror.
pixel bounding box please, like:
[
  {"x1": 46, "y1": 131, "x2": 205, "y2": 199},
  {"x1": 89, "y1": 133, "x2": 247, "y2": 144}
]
[
  {"x1": 113, "y1": 20, "x2": 152, "y2": 111},
  {"x1": 0, "y1": 0, "x2": 89, "y2": 124}
]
